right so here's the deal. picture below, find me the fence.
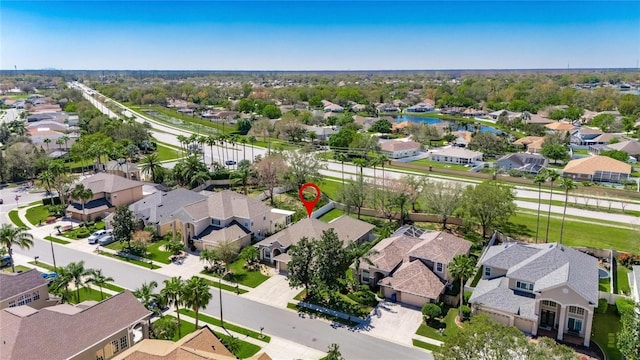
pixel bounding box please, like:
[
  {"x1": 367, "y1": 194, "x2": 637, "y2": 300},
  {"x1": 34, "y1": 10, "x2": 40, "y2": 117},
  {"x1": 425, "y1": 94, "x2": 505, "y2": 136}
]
[{"x1": 311, "y1": 201, "x2": 336, "y2": 219}]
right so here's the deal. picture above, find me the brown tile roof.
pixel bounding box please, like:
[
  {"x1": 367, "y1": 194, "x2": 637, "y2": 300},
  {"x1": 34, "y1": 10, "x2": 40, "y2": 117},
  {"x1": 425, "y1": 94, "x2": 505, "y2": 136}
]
[
  {"x1": 380, "y1": 140, "x2": 421, "y2": 152},
  {"x1": 545, "y1": 121, "x2": 575, "y2": 131},
  {"x1": 369, "y1": 235, "x2": 422, "y2": 272},
  {"x1": 201, "y1": 224, "x2": 249, "y2": 247},
  {"x1": 178, "y1": 190, "x2": 272, "y2": 222},
  {"x1": 0, "y1": 269, "x2": 47, "y2": 301},
  {"x1": 80, "y1": 172, "x2": 144, "y2": 194},
  {"x1": 256, "y1": 216, "x2": 373, "y2": 249},
  {"x1": 563, "y1": 155, "x2": 631, "y2": 176},
  {"x1": 513, "y1": 136, "x2": 545, "y2": 146},
  {"x1": 1, "y1": 291, "x2": 151, "y2": 360},
  {"x1": 409, "y1": 232, "x2": 471, "y2": 264},
  {"x1": 379, "y1": 260, "x2": 445, "y2": 299}
]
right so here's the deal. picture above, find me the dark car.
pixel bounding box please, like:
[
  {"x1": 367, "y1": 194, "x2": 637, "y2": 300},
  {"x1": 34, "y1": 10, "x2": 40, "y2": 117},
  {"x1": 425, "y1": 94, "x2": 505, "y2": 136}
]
[
  {"x1": 225, "y1": 160, "x2": 237, "y2": 166},
  {"x1": 0, "y1": 198, "x2": 3, "y2": 204}
]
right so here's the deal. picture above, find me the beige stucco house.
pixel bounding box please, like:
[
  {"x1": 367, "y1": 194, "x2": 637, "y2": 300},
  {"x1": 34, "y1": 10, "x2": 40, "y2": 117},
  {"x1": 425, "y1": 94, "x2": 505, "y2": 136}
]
[
  {"x1": 469, "y1": 242, "x2": 598, "y2": 347},
  {"x1": 67, "y1": 173, "x2": 145, "y2": 221},
  {"x1": 256, "y1": 216, "x2": 375, "y2": 273},
  {"x1": 380, "y1": 140, "x2": 421, "y2": 159},
  {"x1": 0, "y1": 291, "x2": 151, "y2": 360},
  {"x1": 361, "y1": 226, "x2": 471, "y2": 308},
  {"x1": 429, "y1": 147, "x2": 483, "y2": 165},
  {"x1": 0, "y1": 269, "x2": 58, "y2": 310},
  {"x1": 562, "y1": 155, "x2": 631, "y2": 184}
]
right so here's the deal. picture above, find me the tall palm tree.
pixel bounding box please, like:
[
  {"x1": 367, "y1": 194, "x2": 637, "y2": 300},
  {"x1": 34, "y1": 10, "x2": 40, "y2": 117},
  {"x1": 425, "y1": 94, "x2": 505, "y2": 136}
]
[
  {"x1": 448, "y1": 255, "x2": 476, "y2": 310},
  {"x1": 60, "y1": 135, "x2": 70, "y2": 151},
  {"x1": 50, "y1": 265, "x2": 73, "y2": 303},
  {"x1": 229, "y1": 134, "x2": 239, "y2": 164},
  {"x1": 55, "y1": 137, "x2": 65, "y2": 150},
  {"x1": 205, "y1": 135, "x2": 216, "y2": 165},
  {"x1": 533, "y1": 170, "x2": 548, "y2": 243},
  {"x1": 198, "y1": 136, "x2": 207, "y2": 163},
  {"x1": 37, "y1": 170, "x2": 55, "y2": 197},
  {"x1": 559, "y1": 178, "x2": 577, "y2": 244},
  {"x1": 231, "y1": 164, "x2": 255, "y2": 195},
  {"x1": 217, "y1": 134, "x2": 227, "y2": 164},
  {"x1": 67, "y1": 261, "x2": 89, "y2": 303},
  {"x1": 0, "y1": 224, "x2": 34, "y2": 273},
  {"x1": 353, "y1": 158, "x2": 367, "y2": 178},
  {"x1": 240, "y1": 137, "x2": 247, "y2": 161},
  {"x1": 86, "y1": 269, "x2": 114, "y2": 300},
  {"x1": 183, "y1": 276, "x2": 213, "y2": 329},
  {"x1": 161, "y1": 277, "x2": 185, "y2": 338},
  {"x1": 71, "y1": 184, "x2": 93, "y2": 222},
  {"x1": 43, "y1": 138, "x2": 51, "y2": 151},
  {"x1": 369, "y1": 155, "x2": 380, "y2": 180},
  {"x1": 378, "y1": 154, "x2": 389, "y2": 182},
  {"x1": 334, "y1": 152, "x2": 349, "y2": 185},
  {"x1": 140, "y1": 153, "x2": 162, "y2": 182},
  {"x1": 544, "y1": 169, "x2": 560, "y2": 242},
  {"x1": 248, "y1": 135, "x2": 257, "y2": 162},
  {"x1": 176, "y1": 135, "x2": 187, "y2": 156},
  {"x1": 134, "y1": 280, "x2": 162, "y2": 313}
]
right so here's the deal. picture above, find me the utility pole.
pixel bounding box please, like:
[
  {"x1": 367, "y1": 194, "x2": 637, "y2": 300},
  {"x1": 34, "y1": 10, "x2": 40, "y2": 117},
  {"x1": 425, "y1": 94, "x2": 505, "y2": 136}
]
[{"x1": 49, "y1": 233, "x2": 57, "y2": 270}]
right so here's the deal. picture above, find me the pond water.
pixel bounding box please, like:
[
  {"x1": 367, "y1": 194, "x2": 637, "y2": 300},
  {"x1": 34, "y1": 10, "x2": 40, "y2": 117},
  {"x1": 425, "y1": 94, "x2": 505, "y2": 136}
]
[{"x1": 395, "y1": 115, "x2": 502, "y2": 134}]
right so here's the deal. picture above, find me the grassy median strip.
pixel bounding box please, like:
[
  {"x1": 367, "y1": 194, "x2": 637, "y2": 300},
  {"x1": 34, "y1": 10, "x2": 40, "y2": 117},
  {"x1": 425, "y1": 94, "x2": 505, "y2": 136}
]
[
  {"x1": 28, "y1": 261, "x2": 56, "y2": 272},
  {"x1": 44, "y1": 236, "x2": 71, "y2": 245},
  {"x1": 98, "y1": 250, "x2": 161, "y2": 269},
  {"x1": 8, "y1": 210, "x2": 28, "y2": 229},
  {"x1": 178, "y1": 309, "x2": 270, "y2": 342},
  {"x1": 412, "y1": 338, "x2": 440, "y2": 352}
]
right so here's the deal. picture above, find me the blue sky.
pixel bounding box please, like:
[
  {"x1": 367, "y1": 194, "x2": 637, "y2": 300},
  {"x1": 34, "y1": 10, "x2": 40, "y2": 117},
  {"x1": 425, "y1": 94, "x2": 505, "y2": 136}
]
[{"x1": 1, "y1": 1, "x2": 638, "y2": 70}]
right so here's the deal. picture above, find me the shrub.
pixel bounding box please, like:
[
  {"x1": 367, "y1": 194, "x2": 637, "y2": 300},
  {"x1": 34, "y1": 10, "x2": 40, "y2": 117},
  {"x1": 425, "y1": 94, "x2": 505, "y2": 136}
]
[
  {"x1": 347, "y1": 290, "x2": 378, "y2": 307},
  {"x1": 421, "y1": 303, "x2": 442, "y2": 322},
  {"x1": 464, "y1": 291, "x2": 473, "y2": 304},
  {"x1": 459, "y1": 305, "x2": 471, "y2": 321},
  {"x1": 597, "y1": 299, "x2": 608, "y2": 314},
  {"x1": 616, "y1": 297, "x2": 635, "y2": 316},
  {"x1": 507, "y1": 169, "x2": 525, "y2": 177},
  {"x1": 75, "y1": 228, "x2": 90, "y2": 238}
]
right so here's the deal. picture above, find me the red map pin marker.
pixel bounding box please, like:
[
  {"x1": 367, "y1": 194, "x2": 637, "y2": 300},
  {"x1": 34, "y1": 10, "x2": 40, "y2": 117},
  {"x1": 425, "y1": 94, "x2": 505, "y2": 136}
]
[{"x1": 299, "y1": 183, "x2": 321, "y2": 218}]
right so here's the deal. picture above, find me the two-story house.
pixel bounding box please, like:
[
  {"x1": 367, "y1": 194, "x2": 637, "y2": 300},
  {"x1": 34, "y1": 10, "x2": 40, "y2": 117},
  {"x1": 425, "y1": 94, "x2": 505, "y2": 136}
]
[
  {"x1": 360, "y1": 226, "x2": 471, "y2": 307},
  {"x1": 66, "y1": 173, "x2": 145, "y2": 221},
  {"x1": 469, "y1": 242, "x2": 598, "y2": 347},
  {"x1": 0, "y1": 291, "x2": 151, "y2": 360},
  {"x1": 256, "y1": 216, "x2": 375, "y2": 273},
  {"x1": 379, "y1": 140, "x2": 421, "y2": 159},
  {"x1": 0, "y1": 269, "x2": 58, "y2": 310},
  {"x1": 168, "y1": 190, "x2": 294, "y2": 251}
]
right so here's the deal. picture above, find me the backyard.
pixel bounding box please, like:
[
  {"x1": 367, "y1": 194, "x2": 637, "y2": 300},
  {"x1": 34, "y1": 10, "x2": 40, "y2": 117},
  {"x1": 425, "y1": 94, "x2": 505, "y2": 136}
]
[
  {"x1": 410, "y1": 158, "x2": 471, "y2": 171},
  {"x1": 592, "y1": 307, "x2": 622, "y2": 360},
  {"x1": 69, "y1": 287, "x2": 112, "y2": 304}
]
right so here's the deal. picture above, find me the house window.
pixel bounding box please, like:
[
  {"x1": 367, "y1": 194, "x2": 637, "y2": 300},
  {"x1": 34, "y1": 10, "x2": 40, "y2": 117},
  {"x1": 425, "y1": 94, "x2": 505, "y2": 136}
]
[
  {"x1": 541, "y1": 300, "x2": 556, "y2": 307},
  {"x1": 264, "y1": 249, "x2": 271, "y2": 260},
  {"x1": 120, "y1": 336, "x2": 128, "y2": 350},
  {"x1": 516, "y1": 281, "x2": 533, "y2": 291},
  {"x1": 33, "y1": 291, "x2": 40, "y2": 301},
  {"x1": 212, "y1": 219, "x2": 221, "y2": 226},
  {"x1": 568, "y1": 306, "x2": 585, "y2": 315},
  {"x1": 111, "y1": 340, "x2": 119, "y2": 353},
  {"x1": 362, "y1": 270, "x2": 370, "y2": 282},
  {"x1": 8, "y1": 300, "x2": 15, "y2": 308},
  {"x1": 436, "y1": 263, "x2": 443, "y2": 273},
  {"x1": 484, "y1": 267, "x2": 491, "y2": 277},
  {"x1": 17, "y1": 293, "x2": 31, "y2": 306}
]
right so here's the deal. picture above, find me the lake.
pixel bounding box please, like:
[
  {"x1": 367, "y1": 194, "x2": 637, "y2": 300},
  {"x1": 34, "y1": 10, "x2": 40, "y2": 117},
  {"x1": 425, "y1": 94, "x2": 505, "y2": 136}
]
[{"x1": 395, "y1": 115, "x2": 502, "y2": 134}]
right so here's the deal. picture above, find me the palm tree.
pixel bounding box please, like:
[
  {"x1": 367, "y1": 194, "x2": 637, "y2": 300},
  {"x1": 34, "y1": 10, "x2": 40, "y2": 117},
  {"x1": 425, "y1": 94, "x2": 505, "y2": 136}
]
[
  {"x1": 176, "y1": 135, "x2": 187, "y2": 156},
  {"x1": 240, "y1": 137, "x2": 247, "y2": 161},
  {"x1": 230, "y1": 164, "x2": 255, "y2": 195},
  {"x1": 346, "y1": 242, "x2": 379, "y2": 282},
  {"x1": 334, "y1": 152, "x2": 349, "y2": 185},
  {"x1": 559, "y1": 178, "x2": 577, "y2": 244},
  {"x1": 50, "y1": 265, "x2": 73, "y2": 303},
  {"x1": 38, "y1": 170, "x2": 55, "y2": 197},
  {"x1": 378, "y1": 154, "x2": 389, "y2": 181},
  {"x1": 533, "y1": 170, "x2": 548, "y2": 243},
  {"x1": 67, "y1": 261, "x2": 89, "y2": 303},
  {"x1": 71, "y1": 184, "x2": 93, "y2": 222},
  {"x1": 161, "y1": 277, "x2": 185, "y2": 338},
  {"x1": 217, "y1": 134, "x2": 227, "y2": 164},
  {"x1": 183, "y1": 276, "x2": 213, "y2": 329},
  {"x1": 205, "y1": 135, "x2": 216, "y2": 165},
  {"x1": 369, "y1": 155, "x2": 381, "y2": 180},
  {"x1": 448, "y1": 255, "x2": 476, "y2": 310},
  {"x1": 55, "y1": 137, "x2": 65, "y2": 150},
  {"x1": 248, "y1": 135, "x2": 257, "y2": 162},
  {"x1": 152, "y1": 316, "x2": 179, "y2": 340},
  {"x1": 60, "y1": 135, "x2": 70, "y2": 151},
  {"x1": 198, "y1": 136, "x2": 207, "y2": 163},
  {"x1": 544, "y1": 169, "x2": 560, "y2": 242},
  {"x1": 0, "y1": 224, "x2": 34, "y2": 273},
  {"x1": 140, "y1": 153, "x2": 162, "y2": 182},
  {"x1": 134, "y1": 280, "x2": 162, "y2": 314},
  {"x1": 86, "y1": 269, "x2": 114, "y2": 300},
  {"x1": 229, "y1": 134, "x2": 239, "y2": 164},
  {"x1": 43, "y1": 138, "x2": 51, "y2": 151},
  {"x1": 353, "y1": 158, "x2": 367, "y2": 177}
]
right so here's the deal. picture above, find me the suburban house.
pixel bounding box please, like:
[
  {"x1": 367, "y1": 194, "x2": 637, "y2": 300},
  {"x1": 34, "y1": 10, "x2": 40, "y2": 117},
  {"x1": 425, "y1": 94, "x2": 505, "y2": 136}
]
[
  {"x1": 360, "y1": 226, "x2": 471, "y2": 307},
  {"x1": 406, "y1": 103, "x2": 435, "y2": 113},
  {"x1": 0, "y1": 269, "x2": 58, "y2": 310},
  {"x1": 524, "y1": 113, "x2": 555, "y2": 125},
  {"x1": 104, "y1": 160, "x2": 142, "y2": 181},
  {"x1": 488, "y1": 110, "x2": 522, "y2": 121},
  {"x1": 429, "y1": 147, "x2": 483, "y2": 165},
  {"x1": 352, "y1": 115, "x2": 377, "y2": 131},
  {"x1": 513, "y1": 136, "x2": 545, "y2": 154},
  {"x1": 570, "y1": 127, "x2": 603, "y2": 146},
  {"x1": 380, "y1": 139, "x2": 421, "y2": 159},
  {"x1": 169, "y1": 190, "x2": 294, "y2": 251},
  {"x1": 631, "y1": 265, "x2": 640, "y2": 303},
  {"x1": 322, "y1": 100, "x2": 344, "y2": 113},
  {"x1": 66, "y1": 173, "x2": 145, "y2": 221},
  {"x1": 562, "y1": 155, "x2": 631, "y2": 183},
  {"x1": 545, "y1": 121, "x2": 575, "y2": 134},
  {"x1": 587, "y1": 133, "x2": 624, "y2": 150},
  {"x1": 114, "y1": 325, "x2": 272, "y2": 360},
  {"x1": 0, "y1": 291, "x2": 151, "y2": 360},
  {"x1": 495, "y1": 153, "x2": 548, "y2": 174},
  {"x1": 469, "y1": 242, "x2": 598, "y2": 347},
  {"x1": 604, "y1": 139, "x2": 640, "y2": 158},
  {"x1": 453, "y1": 131, "x2": 473, "y2": 147},
  {"x1": 256, "y1": 216, "x2": 375, "y2": 273},
  {"x1": 377, "y1": 103, "x2": 399, "y2": 113},
  {"x1": 303, "y1": 125, "x2": 337, "y2": 140}
]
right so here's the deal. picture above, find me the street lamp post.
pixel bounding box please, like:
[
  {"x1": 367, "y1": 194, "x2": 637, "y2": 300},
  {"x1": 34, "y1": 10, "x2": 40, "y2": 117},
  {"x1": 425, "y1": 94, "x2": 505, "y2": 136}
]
[
  {"x1": 219, "y1": 271, "x2": 224, "y2": 327},
  {"x1": 49, "y1": 233, "x2": 57, "y2": 270}
]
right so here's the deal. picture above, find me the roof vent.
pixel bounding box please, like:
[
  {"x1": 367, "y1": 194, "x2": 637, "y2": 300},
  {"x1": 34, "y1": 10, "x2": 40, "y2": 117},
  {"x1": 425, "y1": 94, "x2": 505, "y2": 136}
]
[{"x1": 158, "y1": 204, "x2": 163, "y2": 207}]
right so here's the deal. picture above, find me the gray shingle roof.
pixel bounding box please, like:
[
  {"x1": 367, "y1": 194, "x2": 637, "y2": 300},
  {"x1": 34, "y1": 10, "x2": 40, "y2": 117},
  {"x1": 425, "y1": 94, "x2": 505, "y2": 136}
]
[
  {"x1": 469, "y1": 278, "x2": 537, "y2": 319},
  {"x1": 79, "y1": 172, "x2": 144, "y2": 194},
  {"x1": 130, "y1": 188, "x2": 206, "y2": 225},
  {"x1": 481, "y1": 243, "x2": 543, "y2": 270},
  {"x1": 174, "y1": 190, "x2": 272, "y2": 222},
  {"x1": 0, "y1": 269, "x2": 47, "y2": 301}
]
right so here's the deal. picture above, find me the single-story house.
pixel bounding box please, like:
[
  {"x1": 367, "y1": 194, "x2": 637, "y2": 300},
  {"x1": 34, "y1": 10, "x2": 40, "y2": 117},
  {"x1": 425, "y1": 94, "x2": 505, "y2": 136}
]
[
  {"x1": 545, "y1": 121, "x2": 575, "y2": 133},
  {"x1": 377, "y1": 103, "x2": 399, "y2": 113},
  {"x1": 406, "y1": 103, "x2": 435, "y2": 113},
  {"x1": 488, "y1": 110, "x2": 522, "y2": 121},
  {"x1": 512, "y1": 136, "x2": 545, "y2": 154},
  {"x1": 470, "y1": 242, "x2": 598, "y2": 347},
  {"x1": 256, "y1": 216, "x2": 374, "y2": 273},
  {"x1": 429, "y1": 147, "x2": 483, "y2": 165},
  {"x1": 562, "y1": 155, "x2": 631, "y2": 183},
  {"x1": 604, "y1": 140, "x2": 640, "y2": 158},
  {"x1": 380, "y1": 140, "x2": 421, "y2": 159},
  {"x1": 303, "y1": 125, "x2": 337, "y2": 140},
  {"x1": 495, "y1": 153, "x2": 548, "y2": 174}
]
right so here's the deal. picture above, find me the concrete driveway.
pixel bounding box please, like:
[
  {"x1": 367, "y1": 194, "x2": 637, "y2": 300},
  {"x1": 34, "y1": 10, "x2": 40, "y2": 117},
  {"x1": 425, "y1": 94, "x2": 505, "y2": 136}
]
[
  {"x1": 242, "y1": 274, "x2": 302, "y2": 308},
  {"x1": 358, "y1": 301, "x2": 423, "y2": 346}
]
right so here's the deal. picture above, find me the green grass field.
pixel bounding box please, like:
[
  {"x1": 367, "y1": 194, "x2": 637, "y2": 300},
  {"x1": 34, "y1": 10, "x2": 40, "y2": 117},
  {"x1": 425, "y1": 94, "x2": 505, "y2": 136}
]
[
  {"x1": 45, "y1": 236, "x2": 71, "y2": 245},
  {"x1": 25, "y1": 205, "x2": 49, "y2": 225},
  {"x1": 592, "y1": 307, "x2": 622, "y2": 360},
  {"x1": 8, "y1": 210, "x2": 28, "y2": 229},
  {"x1": 412, "y1": 338, "x2": 440, "y2": 351},
  {"x1": 318, "y1": 209, "x2": 346, "y2": 222},
  {"x1": 155, "y1": 143, "x2": 181, "y2": 161},
  {"x1": 0, "y1": 265, "x2": 32, "y2": 273},
  {"x1": 615, "y1": 266, "x2": 631, "y2": 295},
  {"x1": 202, "y1": 259, "x2": 269, "y2": 288},
  {"x1": 178, "y1": 309, "x2": 270, "y2": 342},
  {"x1": 415, "y1": 308, "x2": 460, "y2": 341},
  {"x1": 69, "y1": 287, "x2": 111, "y2": 303}
]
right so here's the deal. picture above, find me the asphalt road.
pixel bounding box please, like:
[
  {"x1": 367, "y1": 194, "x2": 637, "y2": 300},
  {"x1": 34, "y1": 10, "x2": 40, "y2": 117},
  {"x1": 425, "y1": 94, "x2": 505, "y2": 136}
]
[{"x1": 15, "y1": 239, "x2": 431, "y2": 360}]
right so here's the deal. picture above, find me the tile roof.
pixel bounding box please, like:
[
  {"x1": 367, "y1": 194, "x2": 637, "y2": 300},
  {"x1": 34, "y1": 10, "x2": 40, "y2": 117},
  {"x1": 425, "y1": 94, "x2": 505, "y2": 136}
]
[
  {"x1": 513, "y1": 136, "x2": 545, "y2": 146},
  {"x1": 379, "y1": 260, "x2": 445, "y2": 299},
  {"x1": 175, "y1": 190, "x2": 272, "y2": 222},
  {"x1": 545, "y1": 121, "x2": 575, "y2": 131},
  {"x1": 606, "y1": 140, "x2": 640, "y2": 155},
  {"x1": 380, "y1": 140, "x2": 421, "y2": 152},
  {"x1": 408, "y1": 232, "x2": 472, "y2": 264},
  {"x1": 79, "y1": 172, "x2": 144, "y2": 194},
  {"x1": 563, "y1": 155, "x2": 631, "y2": 175},
  {"x1": 130, "y1": 189, "x2": 206, "y2": 225},
  {"x1": 369, "y1": 235, "x2": 422, "y2": 272},
  {"x1": 0, "y1": 269, "x2": 47, "y2": 301},
  {"x1": 591, "y1": 133, "x2": 621, "y2": 143},
  {"x1": 1, "y1": 291, "x2": 151, "y2": 360}
]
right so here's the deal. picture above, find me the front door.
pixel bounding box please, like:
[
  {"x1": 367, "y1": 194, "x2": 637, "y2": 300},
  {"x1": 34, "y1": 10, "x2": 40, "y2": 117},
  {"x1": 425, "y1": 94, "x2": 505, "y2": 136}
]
[
  {"x1": 541, "y1": 309, "x2": 555, "y2": 328},
  {"x1": 567, "y1": 318, "x2": 582, "y2": 334}
]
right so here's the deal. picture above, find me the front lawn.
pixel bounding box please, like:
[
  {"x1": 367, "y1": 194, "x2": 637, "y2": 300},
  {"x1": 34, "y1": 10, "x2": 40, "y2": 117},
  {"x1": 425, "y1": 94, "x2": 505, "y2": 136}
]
[
  {"x1": 592, "y1": 307, "x2": 622, "y2": 360},
  {"x1": 614, "y1": 266, "x2": 631, "y2": 295},
  {"x1": 415, "y1": 307, "x2": 460, "y2": 341},
  {"x1": 61, "y1": 222, "x2": 105, "y2": 239},
  {"x1": 201, "y1": 259, "x2": 269, "y2": 288},
  {"x1": 0, "y1": 265, "x2": 31, "y2": 273},
  {"x1": 25, "y1": 205, "x2": 49, "y2": 225},
  {"x1": 598, "y1": 278, "x2": 611, "y2": 292},
  {"x1": 178, "y1": 309, "x2": 270, "y2": 342},
  {"x1": 155, "y1": 143, "x2": 181, "y2": 161},
  {"x1": 45, "y1": 236, "x2": 71, "y2": 245},
  {"x1": 98, "y1": 250, "x2": 162, "y2": 269},
  {"x1": 28, "y1": 261, "x2": 56, "y2": 272},
  {"x1": 105, "y1": 240, "x2": 172, "y2": 264},
  {"x1": 69, "y1": 287, "x2": 111, "y2": 303},
  {"x1": 412, "y1": 338, "x2": 440, "y2": 351},
  {"x1": 196, "y1": 275, "x2": 249, "y2": 294}
]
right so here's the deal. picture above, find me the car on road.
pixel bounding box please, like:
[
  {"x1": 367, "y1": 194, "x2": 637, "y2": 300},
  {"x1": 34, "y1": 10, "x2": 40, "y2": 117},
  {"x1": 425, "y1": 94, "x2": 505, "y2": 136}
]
[
  {"x1": 87, "y1": 230, "x2": 108, "y2": 244},
  {"x1": 97, "y1": 235, "x2": 116, "y2": 246},
  {"x1": 40, "y1": 272, "x2": 58, "y2": 285},
  {"x1": 225, "y1": 160, "x2": 237, "y2": 166},
  {"x1": 0, "y1": 198, "x2": 3, "y2": 204}
]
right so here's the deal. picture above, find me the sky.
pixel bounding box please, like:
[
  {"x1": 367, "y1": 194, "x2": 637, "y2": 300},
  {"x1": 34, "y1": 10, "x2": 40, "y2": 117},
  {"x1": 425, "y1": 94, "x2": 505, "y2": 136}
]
[{"x1": 1, "y1": 1, "x2": 639, "y2": 70}]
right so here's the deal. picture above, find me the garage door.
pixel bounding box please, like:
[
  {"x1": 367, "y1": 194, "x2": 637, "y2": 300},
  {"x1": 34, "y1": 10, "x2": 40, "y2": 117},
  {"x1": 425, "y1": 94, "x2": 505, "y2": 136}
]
[{"x1": 514, "y1": 318, "x2": 535, "y2": 333}]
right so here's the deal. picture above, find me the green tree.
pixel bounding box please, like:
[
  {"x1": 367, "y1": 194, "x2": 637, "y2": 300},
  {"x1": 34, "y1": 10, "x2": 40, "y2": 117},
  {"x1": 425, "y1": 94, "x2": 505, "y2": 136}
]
[
  {"x1": 325, "y1": 343, "x2": 344, "y2": 360},
  {"x1": 544, "y1": 170, "x2": 560, "y2": 242},
  {"x1": 239, "y1": 246, "x2": 260, "y2": 269},
  {"x1": 314, "y1": 229, "x2": 350, "y2": 292},
  {"x1": 112, "y1": 205, "x2": 136, "y2": 251},
  {"x1": 140, "y1": 153, "x2": 162, "y2": 182},
  {"x1": 345, "y1": 241, "x2": 379, "y2": 282},
  {"x1": 0, "y1": 224, "x2": 34, "y2": 273},
  {"x1": 86, "y1": 269, "x2": 113, "y2": 300},
  {"x1": 183, "y1": 276, "x2": 213, "y2": 329},
  {"x1": 591, "y1": 113, "x2": 616, "y2": 132},
  {"x1": 370, "y1": 119, "x2": 392, "y2": 133},
  {"x1": 448, "y1": 255, "x2": 476, "y2": 310},
  {"x1": 262, "y1": 104, "x2": 282, "y2": 119},
  {"x1": 237, "y1": 98, "x2": 255, "y2": 113},
  {"x1": 334, "y1": 151, "x2": 349, "y2": 185},
  {"x1": 617, "y1": 304, "x2": 640, "y2": 360},
  {"x1": 459, "y1": 181, "x2": 516, "y2": 238},
  {"x1": 236, "y1": 118, "x2": 252, "y2": 135},
  {"x1": 541, "y1": 138, "x2": 569, "y2": 164},
  {"x1": 212, "y1": 240, "x2": 239, "y2": 272},
  {"x1": 161, "y1": 276, "x2": 186, "y2": 338},
  {"x1": 284, "y1": 151, "x2": 327, "y2": 189},
  {"x1": 71, "y1": 183, "x2": 93, "y2": 222},
  {"x1": 152, "y1": 316, "x2": 178, "y2": 340},
  {"x1": 287, "y1": 237, "x2": 316, "y2": 298},
  {"x1": 468, "y1": 132, "x2": 507, "y2": 156},
  {"x1": 422, "y1": 181, "x2": 463, "y2": 230},
  {"x1": 421, "y1": 303, "x2": 442, "y2": 323},
  {"x1": 328, "y1": 128, "x2": 357, "y2": 149},
  {"x1": 600, "y1": 150, "x2": 629, "y2": 162},
  {"x1": 338, "y1": 174, "x2": 368, "y2": 219},
  {"x1": 67, "y1": 261, "x2": 89, "y2": 303},
  {"x1": 230, "y1": 162, "x2": 255, "y2": 195},
  {"x1": 558, "y1": 178, "x2": 577, "y2": 244}
]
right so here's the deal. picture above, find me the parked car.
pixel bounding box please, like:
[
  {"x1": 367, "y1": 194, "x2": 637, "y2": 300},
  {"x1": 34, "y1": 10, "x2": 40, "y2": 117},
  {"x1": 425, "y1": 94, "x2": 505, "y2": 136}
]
[
  {"x1": 87, "y1": 230, "x2": 108, "y2": 244},
  {"x1": 225, "y1": 160, "x2": 237, "y2": 166},
  {"x1": 0, "y1": 198, "x2": 3, "y2": 204},
  {"x1": 98, "y1": 235, "x2": 116, "y2": 246},
  {"x1": 0, "y1": 255, "x2": 12, "y2": 268},
  {"x1": 40, "y1": 272, "x2": 58, "y2": 285}
]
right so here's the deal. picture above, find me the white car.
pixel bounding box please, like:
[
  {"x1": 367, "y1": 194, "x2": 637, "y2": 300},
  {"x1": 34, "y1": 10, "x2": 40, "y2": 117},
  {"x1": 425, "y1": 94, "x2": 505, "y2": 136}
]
[
  {"x1": 87, "y1": 230, "x2": 108, "y2": 244},
  {"x1": 98, "y1": 235, "x2": 116, "y2": 246}
]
